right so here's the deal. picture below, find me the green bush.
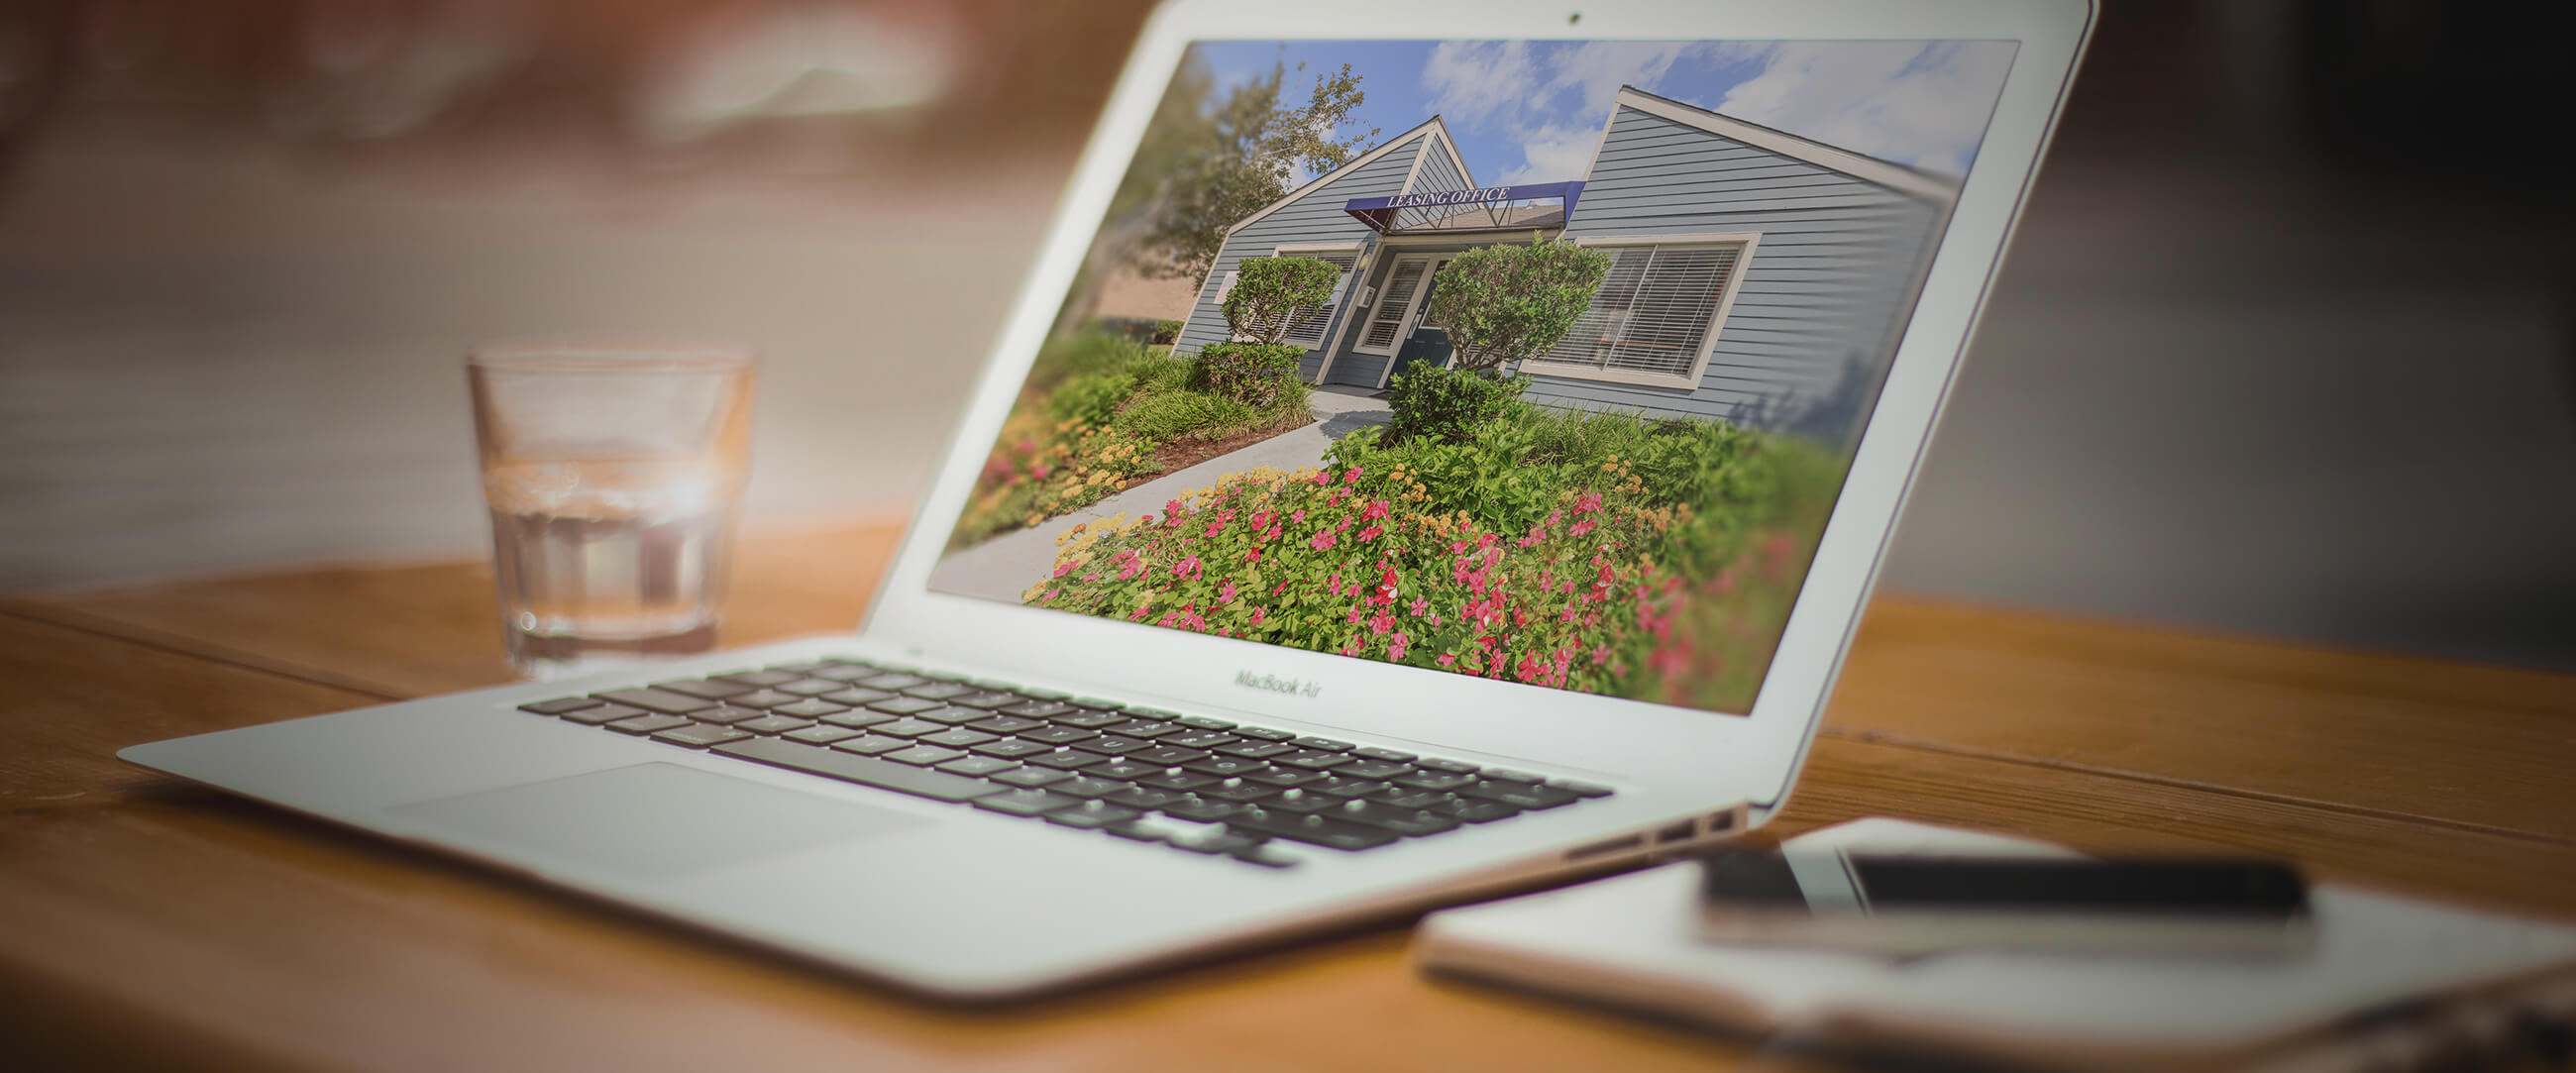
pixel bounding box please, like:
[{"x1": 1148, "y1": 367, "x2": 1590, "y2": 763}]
[
  {"x1": 1386, "y1": 364, "x2": 1529, "y2": 445},
  {"x1": 1192, "y1": 342, "x2": 1305, "y2": 411},
  {"x1": 1222, "y1": 257, "x2": 1341, "y2": 345},
  {"x1": 1150, "y1": 319, "x2": 1183, "y2": 345},
  {"x1": 1130, "y1": 352, "x2": 1193, "y2": 394},
  {"x1": 1047, "y1": 370, "x2": 1130, "y2": 424},
  {"x1": 1421, "y1": 236, "x2": 1614, "y2": 373},
  {"x1": 1115, "y1": 390, "x2": 1257, "y2": 441},
  {"x1": 1027, "y1": 331, "x2": 1148, "y2": 391}
]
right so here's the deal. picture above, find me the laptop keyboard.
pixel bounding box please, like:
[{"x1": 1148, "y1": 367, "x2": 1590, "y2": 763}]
[{"x1": 517, "y1": 657, "x2": 1613, "y2": 869}]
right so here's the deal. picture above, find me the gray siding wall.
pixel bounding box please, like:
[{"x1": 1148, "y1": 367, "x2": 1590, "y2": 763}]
[
  {"x1": 1410, "y1": 136, "x2": 1472, "y2": 197},
  {"x1": 1529, "y1": 106, "x2": 1942, "y2": 430},
  {"x1": 1173, "y1": 133, "x2": 1430, "y2": 381}
]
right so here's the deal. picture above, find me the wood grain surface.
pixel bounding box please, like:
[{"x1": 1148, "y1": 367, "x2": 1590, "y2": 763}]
[{"x1": 4, "y1": 520, "x2": 2573, "y2": 1071}]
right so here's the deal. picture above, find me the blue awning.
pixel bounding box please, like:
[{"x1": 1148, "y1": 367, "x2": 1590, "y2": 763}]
[{"x1": 1343, "y1": 180, "x2": 1585, "y2": 234}]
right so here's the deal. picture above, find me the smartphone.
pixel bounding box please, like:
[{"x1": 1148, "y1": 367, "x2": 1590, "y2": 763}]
[{"x1": 1697, "y1": 849, "x2": 2313, "y2": 956}]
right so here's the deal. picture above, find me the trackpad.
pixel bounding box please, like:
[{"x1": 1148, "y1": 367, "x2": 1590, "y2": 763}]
[{"x1": 389, "y1": 762, "x2": 930, "y2": 877}]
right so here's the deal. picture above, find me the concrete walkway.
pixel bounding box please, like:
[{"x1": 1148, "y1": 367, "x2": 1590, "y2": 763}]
[{"x1": 928, "y1": 385, "x2": 1389, "y2": 603}]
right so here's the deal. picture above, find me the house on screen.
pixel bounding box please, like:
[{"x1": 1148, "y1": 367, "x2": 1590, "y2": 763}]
[{"x1": 1166, "y1": 85, "x2": 1958, "y2": 429}]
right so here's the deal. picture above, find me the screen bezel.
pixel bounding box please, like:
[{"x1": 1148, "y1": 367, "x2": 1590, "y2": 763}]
[{"x1": 859, "y1": 0, "x2": 2093, "y2": 808}]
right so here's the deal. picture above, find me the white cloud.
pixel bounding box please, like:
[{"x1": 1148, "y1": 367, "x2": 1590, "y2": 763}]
[
  {"x1": 1498, "y1": 124, "x2": 1598, "y2": 184},
  {"x1": 1421, "y1": 41, "x2": 1538, "y2": 132},
  {"x1": 1713, "y1": 42, "x2": 2014, "y2": 175},
  {"x1": 1426, "y1": 41, "x2": 1722, "y2": 183}
]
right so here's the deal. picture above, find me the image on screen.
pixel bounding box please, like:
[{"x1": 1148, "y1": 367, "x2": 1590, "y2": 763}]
[{"x1": 929, "y1": 39, "x2": 2015, "y2": 714}]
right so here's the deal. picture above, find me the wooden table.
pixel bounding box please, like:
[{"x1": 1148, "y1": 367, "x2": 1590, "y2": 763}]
[{"x1": 6, "y1": 519, "x2": 2574, "y2": 1071}]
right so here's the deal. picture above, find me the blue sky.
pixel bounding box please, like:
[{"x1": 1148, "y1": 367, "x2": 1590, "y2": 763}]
[{"x1": 1191, "y1": 40, "x2": 2017, "y2": 185}]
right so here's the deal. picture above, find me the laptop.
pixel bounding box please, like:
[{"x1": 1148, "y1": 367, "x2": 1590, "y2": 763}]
[{"x1": 122, "y1": 0, "x2": 2093, "y2": 1000}]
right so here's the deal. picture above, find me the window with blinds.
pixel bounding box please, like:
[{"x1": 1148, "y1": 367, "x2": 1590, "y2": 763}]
[
  {"x1": 1359, "y1": 259, "x2": 1429, "y2": 350},
  {"x1": 1543, "y1": 243, "x2": 1746, "y2": 378},
  {"x1": 1278, "y1": 251, "x2": 1358, "y2": 348}
]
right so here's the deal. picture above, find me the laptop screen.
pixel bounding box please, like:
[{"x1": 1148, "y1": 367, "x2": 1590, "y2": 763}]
[{"x1": 928, "y1": 39, "x2": 2015, "y2": 717}]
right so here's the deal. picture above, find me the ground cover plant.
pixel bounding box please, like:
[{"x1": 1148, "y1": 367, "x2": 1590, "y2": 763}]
[
  {"x1": 947, "y1": 331, "x2": 1310, "y2": 550},
  {"x1": 1024, "y1": 392, "x2": 1845, "y2": 711}
]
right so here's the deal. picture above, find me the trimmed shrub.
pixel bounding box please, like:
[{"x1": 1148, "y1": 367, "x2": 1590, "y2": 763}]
[
  {"x1": 1115, "y1": 390, "x2": 1257, "y2": 441},
  {"x1": 1386, "y1": 364, "x2": 1528, "y2": 446},
  {"x1": 1421, "y1": 236, "x2": 1614, "y2": 373},
  {"x1": 1047, "y1": 370, "x2": 1130, "y2": 425},
  {"x1": 1192, "y1": 342, "x2": 1305, "y2": 411},
  {"x1": 1221, "y1": 257, "x2": 1341, "y2": 345},
  {"x1": 1150, "y1": 319, "x2": 1183, "y2": 345}
]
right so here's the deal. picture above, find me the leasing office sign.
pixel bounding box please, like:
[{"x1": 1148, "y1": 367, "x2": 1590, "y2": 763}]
[{"x1": 1343, "y1": 180, "x2": 1585, "y2": 233}]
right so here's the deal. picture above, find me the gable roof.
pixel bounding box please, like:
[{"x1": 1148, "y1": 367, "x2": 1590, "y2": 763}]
[
  {"x1": 1222, "y1": 115, "x2": 1455, "y2": 238},
  {"x1": 1588, "y1": 85, "x2": 1959, "y2": 204}
]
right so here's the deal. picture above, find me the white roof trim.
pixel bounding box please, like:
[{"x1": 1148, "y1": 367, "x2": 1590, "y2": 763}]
[
  {"x1": 1223, "y1": 116, "x2": 1444, "y2": 238},
  {"x1": 1434, "y1": 120, "x2": 1475, "y2": 190},
  {"x1": 1607, "y1": 86, "x2": 1958, "y2": 204}
]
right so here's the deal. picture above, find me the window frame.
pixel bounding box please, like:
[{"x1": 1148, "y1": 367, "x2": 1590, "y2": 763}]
[{"x1": 1519, "y1": 231, "x2": 1762, "y2": 390}]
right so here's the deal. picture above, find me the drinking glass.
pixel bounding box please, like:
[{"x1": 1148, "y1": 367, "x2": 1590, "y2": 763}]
[{"x1": 468, "y1": 341, "x2": 753, "y2": 679}]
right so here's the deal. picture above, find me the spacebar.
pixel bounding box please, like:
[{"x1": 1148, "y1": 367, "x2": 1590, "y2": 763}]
[{"x1": 712, "y1": 738, "x2": 1005, "y2": 804}]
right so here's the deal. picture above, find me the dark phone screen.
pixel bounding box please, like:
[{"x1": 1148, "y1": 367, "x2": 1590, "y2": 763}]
[{"x1": 1850, "y1": 857, "x2": 2308, "y2": 915}]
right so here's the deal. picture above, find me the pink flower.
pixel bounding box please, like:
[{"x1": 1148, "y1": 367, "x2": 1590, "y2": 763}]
[
  {"x1": 1261, "y1": 524, "x2": 1285, "y2": 542},
  {"x1": 1309, "y1": 531, "x2": 1339, "y2": 551},
  {"x1": 1309, "y1": 469, "x2": 1333, "y2": 485},
  {"x1": 1042, "y1": 589, "x2": 1059, "y2": 601},
  {"x1": 1369, "y1": 612, "x2": 1395, "y2": 635},
  {"x1": 1172, "y1": 555, "x2": 1204, "y2": 581},
  {"x1": 1371, "y1": 568, "x2": 1400, "y2": 606},
  {"x1": 1243, "y1": 547, "x2": 1262, "y2": 563},
  {"x1": 1291, "y1": 510, "x2": 1308, "y2": 524},
  {"x1": 1342, "y1": 466, "x2": 1362, "y2": 484},
  {"x1": 1053, "y1": 562, "x2": 1075, "y2": 577},
  {"x1": 1357, "y1": 524, "x2": 1382, "y2": 542},
  {"x1": 1573, "y1": 490, "x2": 1603, "y2": 514},
  {"x1": 1436, "y1": 653, "x2": 1456, "y2": 668},
  {"x1": 1250, "y1": 606, "x2": 1267, "y2": 626},
  {"x1": 1570, "y1": 519, "x2": 1596, "y2": 538},
  {"x1": 1409, "y1": 595, "x2": 1430, "y2": 616},
  {"x1": 1362, "y1": 499, "x2": 1390, "y2": 520},
  {"x1": 1031, "y1": 463, "x2": 1052, "y2": 480},
  {"x1": 1388, "y1": 632, "x2": 1410, "y2": 660},
  {"x1": 1219, "y1": 579, "x2": 1237, "y2": 603},
  {"x1": 1166, "y1": 497, "x2": 1186, "y2": 516}
]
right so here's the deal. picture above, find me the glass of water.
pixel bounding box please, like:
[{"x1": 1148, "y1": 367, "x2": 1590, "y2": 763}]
[{"x1": 468, "y1": 341, "x2": 754, "y2": 679}]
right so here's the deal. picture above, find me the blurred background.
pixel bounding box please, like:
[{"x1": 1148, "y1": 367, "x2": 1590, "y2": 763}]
[{"x1": 2, "y1": 0, "x2": 2569, "y2": 672}]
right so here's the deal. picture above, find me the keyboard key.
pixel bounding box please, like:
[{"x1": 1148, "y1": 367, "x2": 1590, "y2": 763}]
[
  {"x1": 999, "y1": 700, "x2": 1075, "y2": 719},
  {"x1": 949, "y1": 692, "x2": 1022, "y2": 710},
  {"x1": 1106, "y1": 719, "x2": 1181, "y2": 738},
  {"x1": 783, "y1": 724, "x2": 864, "y2": 746},
  {"x1": 1123, "y1": 705, "x2": 1179, "y2": 718},
  {"x1": 687, "y1": 705, "x2": 766, "y2": 725},
  {"x1": 1232, "y1": 726, "x2": 1297, "y2": 741},
  {"x1": 1232, "y1": 844, "x2": 1302, "y2": 868},
  {"x1": 592, "y1": 689, "x2": 718, "y2": 715},
  {"x1": 1160, "y1": 799, "x2": 1248, "y2": 823},
  {"x1": 1174, "y1": 831, "x2": 1268, "y2": 856},
  {"x1": 1415, "y1": 758, "x2": 1480, "y2": 774},
  {"x1": 1550, "y1": 780, "x2": 1615, "y2": 799},
  {"x1": 1263, "y1": 792, "x2": 1340, "y2": 814},
  {"x1": 1128, "y1": 745, "x2": 1207, "y2": 766},
  {"x1": 762, "y1": 660, "x2": 833, "y2": 675},
  {"x1": 1291, "y1": 736, "x2": 1353, "y2": 751},
  {"x1": 868, "y1": 717, "x2": 950, "y2": 738},
  {"x1": 1229, "y1": 810, "x2": 1398, "y2": 851},
  {"x1": 1199, "y1": 781, "x2": 1279, "y2": 804},
  {"x1": 1368, "y1": 789, "x2": 1454, "y2": 810},
  {"x1": 652, "y1": 724, "x2": 753, "y2": 748},
  {"x1": 1161, "y1": 730, "x2": 1238, "y2": 749},
  {"x1": 1104, "y1": 787, "x2": 1188, "y2": 810},
  {"x1": 1172, "y1": 715, "x2": 1234, "y2": 730},
  {"x1": 807, "y1": 664, "x2": 882, "y2": 683},
  {"x1": 885, "y1": 744, "x2": 967, "y2": 767},
  {"x1": 1019, "y1": 725, "x2": 1099, "y2": 745},
  {"x1": 1457, "y1": 781, "x2": 1579, "y2": 809},
  {"x1": 1243, "y1": 767, "x2": 1327, "y2": 788},
  {"x1": 1025, "y1": 749, "x2": 1111, "y2": 771},
  {"x1": 1103, "y1": 822, "x2": 1166, "y2": 843},
  {"x1": 1085, "y1": 759, "x2": 1167, "y2": 781},
  {"x1": 732, "y1": 714, "x2": 815, "y2": 735},
  {"x1": 819, "y1": 709, "x2": 896, "y2": 730},
  {"x1": 1215, "y1": 740, "x2": 1297, "y2": 759},
  {"x1": 1332, "y1": 800, "x2": 1462, "y2": 836},
  {"x1": 965, "y1": 714, "x2": 1045, "y2": 735},
  {"x1": 1481, "y1": 768, "x2": 1548, "y2": 784},
  {"x1": 911, "y1": 707, "x2": 989, "y2": 726},
  {"x1": 972, "y1": 789, "x2": 1083, "y2": 817},
  {"x1": 557, "y1": 702, "x2": 646, "y2": 725},
  {"x1": 723, "y1": 670, "x2": 803, "y2": 687},
  {"x1": 830, "y1": 735, "x2": 912, "y2": 757},
  {"x1": 861, "y1": 674, "x2": 931, "y2": 691},
  {"x1": 903, "y1": 682, "x2": 976, "y2": 701},
  {"x1": 1044, "y1": 803, "x2": 1142, "y2": 830},
  {"x1": 654, "y1": 678, "x2": 754, "y2": 700},
  {"x1": 1353, "y1": 746, "x2": 1417, "y2": 762},
  {"x1": 768, "y1": 699, "x2": 849, "y2": 719},
  {"x1": 989, "y1": 767, "x2": 1073, "y2": 788},
  {"x1": 1016, "y1": 688, "x2": 1071, "y2": 701},
  {"x1": 1303, "y1": 778, "x2": 1391, "y2": 799},
  {"x1": 920, "y1": 728, "x2": 998, "y2": 748},
  {"x1": 969, "y1": 738, "x2": 1056, "y2": 759},
  {"x1": 1084, "y1": 734, "x2": 1153, "y2": 755},
  {"x1": 713, "y1": 738, "x2": 1006, "y2": 804},
  {"x1": 1392, "y1": 771, "x2": 1478, "y2": 792},
  {"x1": 819, "y1": 688, "x2": 895, "y2": 707},
  {"x1": 1275, "y1": 751, "x2": 1348, "y2": 771},
  {"x1": 933, "y1": 755, "x2": 1020, "y2": 778},
  {"x1": 1049, "y1": 776, "x2": 1134, "y2": 799},
  {"x1": 1067, "y1": 697, "x2": 1128, "y2": 711},
  {"x1": 605, "y1": 713, "x2": 693, "y2": 735},
  {"x1": 1331, "y1": 758, "x2": 1413, "y2": 780},
  {"x1": 1046, "y1": 710, "x2": 1129, "y2": 729},
  {"x1": 866, "y1": 697, "x2": 945, "y2": 716},
  {"x1": 1136, "y1": 771, "x2": 1222, "y2": 792},
  {"x1": 725, "y1": 689, "x2": 805, "y2": 709},
  {"x1": 1429, "y1": 798, "x2": 1521, "y2": 822},
  {"x1": 1181, "y1": 756, "x2": 1269, "y2": 778},
  {"x1": 521, "y1": 697, "x2": 604, "y2": 715}
]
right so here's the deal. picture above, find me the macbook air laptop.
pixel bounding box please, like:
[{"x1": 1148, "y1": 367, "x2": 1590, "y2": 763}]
[{"x1": 123, "y1": 0, "x2": 2093, "y2": 1000}]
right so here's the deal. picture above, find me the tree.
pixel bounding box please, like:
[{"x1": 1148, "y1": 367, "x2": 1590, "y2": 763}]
[
  {"x1": 1130, "y1": 60, "x2": 1376, "y2": 284},
  {"x1": 1220, "y1": 257, "x2": 1340, "y2": 345},
  {"x1": 1421, "y1": 235, "x2": 1615, "y2": 374}
]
